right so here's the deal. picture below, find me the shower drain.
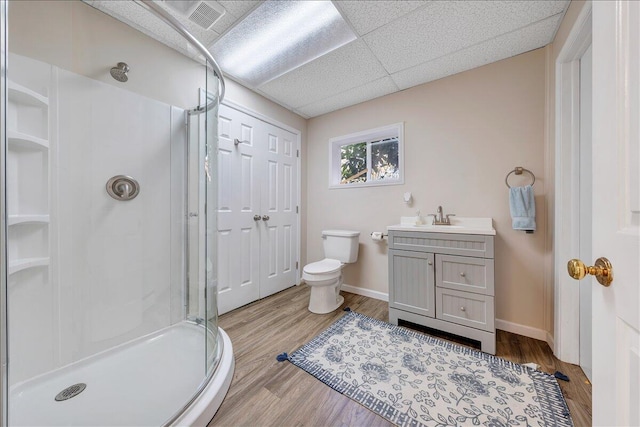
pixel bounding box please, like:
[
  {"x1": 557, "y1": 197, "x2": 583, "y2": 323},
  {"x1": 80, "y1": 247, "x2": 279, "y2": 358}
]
[{"x1": 54, "y1": 383, "x2": 86, "y2": 402}]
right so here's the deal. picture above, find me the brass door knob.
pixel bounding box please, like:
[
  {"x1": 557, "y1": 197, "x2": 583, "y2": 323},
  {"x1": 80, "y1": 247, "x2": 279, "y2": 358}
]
[{"x1": 567, "y1": 257, "x2": 613, "y2": 287}]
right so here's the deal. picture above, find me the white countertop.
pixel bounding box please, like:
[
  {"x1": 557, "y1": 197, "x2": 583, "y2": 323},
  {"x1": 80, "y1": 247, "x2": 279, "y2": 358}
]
[{"x1": 387, "y1": 217, "x2": 496, "y2": 236}]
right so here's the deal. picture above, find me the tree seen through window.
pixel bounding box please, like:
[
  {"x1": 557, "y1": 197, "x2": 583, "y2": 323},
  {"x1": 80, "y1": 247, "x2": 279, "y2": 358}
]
[{"x1": 340, "y1": 137, "x2": 399, "y2": 184}]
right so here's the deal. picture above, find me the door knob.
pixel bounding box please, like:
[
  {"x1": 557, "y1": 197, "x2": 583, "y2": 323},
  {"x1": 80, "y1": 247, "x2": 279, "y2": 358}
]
[
  {"x1": 253, "y1": 215, "x2": 261, "y2": 221},
  {"x1": 262, "y1": 215, "x2": 270, "y2": 221},
  {"x1": 567, "y1": 257, "x2": 613, "y2": 287}
]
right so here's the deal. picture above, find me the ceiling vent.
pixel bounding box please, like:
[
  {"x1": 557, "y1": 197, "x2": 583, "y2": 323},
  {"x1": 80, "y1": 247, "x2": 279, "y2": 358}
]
[{"x1": 162, "y1": 1, "x2": 225, "y2": 30}]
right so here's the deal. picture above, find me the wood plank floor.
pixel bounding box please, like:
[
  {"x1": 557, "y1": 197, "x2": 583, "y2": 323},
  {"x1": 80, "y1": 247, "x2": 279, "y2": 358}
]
[{"x1": 210, "y1": 285, "x2": 592, "y2": 426}]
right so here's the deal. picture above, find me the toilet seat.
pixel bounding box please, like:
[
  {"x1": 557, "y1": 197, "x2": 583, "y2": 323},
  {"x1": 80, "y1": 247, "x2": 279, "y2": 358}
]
[
  {"x1": 302, "y1": 258, "x2": 342, "y2": 282},
  {"x1": 304, "y1": 258, "x2": 342, "y2": 274}
]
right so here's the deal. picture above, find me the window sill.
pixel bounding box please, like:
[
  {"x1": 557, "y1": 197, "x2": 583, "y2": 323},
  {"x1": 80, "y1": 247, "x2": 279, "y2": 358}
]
[{"x1": 329, "y1": 178, "x2": 404, "y2": 189}]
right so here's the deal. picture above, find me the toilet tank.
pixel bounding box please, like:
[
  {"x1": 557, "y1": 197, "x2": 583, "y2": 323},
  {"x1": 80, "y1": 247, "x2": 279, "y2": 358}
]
[{"x1": 322, "y1": 230, "x2": 360, "y2": 263}]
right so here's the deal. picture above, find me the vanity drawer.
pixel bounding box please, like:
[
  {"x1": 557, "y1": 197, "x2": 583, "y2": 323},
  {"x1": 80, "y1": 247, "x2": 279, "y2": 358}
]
[
  {"x1": 388, "y1": 231, "x2": 494, "y2": 258},
  {"x1": 436, "y1": 288, "x2": 494, "y2": 332},
  {"x1": 436, "y1": 255, "x2": 494, "y2": 296}
]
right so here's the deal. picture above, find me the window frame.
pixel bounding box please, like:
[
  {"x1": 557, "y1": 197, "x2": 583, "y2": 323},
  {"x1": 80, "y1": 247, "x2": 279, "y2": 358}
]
[{"x1": 328, "y1": 122, "x2": 404, "y2": 189}]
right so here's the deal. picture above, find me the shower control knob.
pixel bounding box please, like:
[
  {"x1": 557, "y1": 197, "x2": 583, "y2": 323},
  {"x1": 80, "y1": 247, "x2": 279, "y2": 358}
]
[
  {"x1": 106, "y1": 175, "x2": 139, "y2": 201},
  {"x1": 262, "y1": 215, "x2": 270, "y2": 221},
  {"x1": 253, "y1": 215, "x2": 261, "y2": 221}
]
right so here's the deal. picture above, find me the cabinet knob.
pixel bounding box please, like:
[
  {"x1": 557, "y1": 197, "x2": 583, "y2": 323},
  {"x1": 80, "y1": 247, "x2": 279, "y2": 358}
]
[
  {"x1": 460, "y1": 272, "x2": 466, "y2": 277},
  {"x1": 460, "y1": 306, "x2": 466, "y2": 312},
  {"x1": 428, "y1": 261, "x2": 433, "y2": 265}
]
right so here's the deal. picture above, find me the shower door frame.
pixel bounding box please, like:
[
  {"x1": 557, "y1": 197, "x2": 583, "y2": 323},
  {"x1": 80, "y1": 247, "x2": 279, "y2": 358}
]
[{"x1": 0, "y1": 0, "x2": 8, "y2": 425}]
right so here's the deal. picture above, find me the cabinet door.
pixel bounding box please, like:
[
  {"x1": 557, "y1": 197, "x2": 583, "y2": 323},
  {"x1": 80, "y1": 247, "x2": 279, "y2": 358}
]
[{"x1": 388, "y1": 249, "x2": 435, "y2": 318}]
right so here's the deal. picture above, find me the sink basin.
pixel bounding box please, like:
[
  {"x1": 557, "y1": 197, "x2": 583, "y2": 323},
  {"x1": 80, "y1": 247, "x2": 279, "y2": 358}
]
[{"x1": 388, "y1": 217, "x2": 495, "y2": 235}]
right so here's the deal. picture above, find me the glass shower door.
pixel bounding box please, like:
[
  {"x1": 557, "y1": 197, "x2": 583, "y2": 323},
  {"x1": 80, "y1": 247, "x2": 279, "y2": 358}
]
[
  {"x1": 186, "y1": 64, "x2": 220, "y2": 376},
  {"x1": 204, "y1": 63, "x2": 220, "y2": 375}
]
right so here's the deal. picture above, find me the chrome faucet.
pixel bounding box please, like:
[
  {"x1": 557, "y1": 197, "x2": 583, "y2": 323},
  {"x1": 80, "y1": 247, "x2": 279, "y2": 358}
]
[{"x1": 429, "y1": 206, "x2": 455, "y2": 225}]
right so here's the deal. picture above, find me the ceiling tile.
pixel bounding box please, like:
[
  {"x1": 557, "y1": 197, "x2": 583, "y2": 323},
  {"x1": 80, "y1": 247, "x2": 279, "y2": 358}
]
[
  {"x1": 217, "y1": 1, "x2": 261, "y2": 19},
  {"x1": 211, "y1": 1, "x2": 261, "y2": 35},
  {"x1": 364, "y1": 0, "x2": 569, "y2": 74},
  {"x1": 209, "y1": 10, "x2": 242, "y2": 36},
  {"x1": 211, "y1": 1, "x2": 357, "y2": 87},
  {"x1": 391, "y1": 13, "x2": 562, "y2": 90},
  {"x1": 295, "y1": 77, "x2": 398, "y2": 117},
  {"x1": 258, "y1": 39, "x2": 387, "y2": 108},
  {"x1": 155, "y1": 1, "x2": 222, "y2": 45},
  {"x1": 335, "y1": 0, "x2": 429, "y2": 36}
]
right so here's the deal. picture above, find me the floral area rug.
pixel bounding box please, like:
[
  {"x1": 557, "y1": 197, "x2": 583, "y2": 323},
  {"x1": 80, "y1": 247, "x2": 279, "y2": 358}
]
[{"x1": 279, "y1": 310, "x2": 573, "y2": 427}]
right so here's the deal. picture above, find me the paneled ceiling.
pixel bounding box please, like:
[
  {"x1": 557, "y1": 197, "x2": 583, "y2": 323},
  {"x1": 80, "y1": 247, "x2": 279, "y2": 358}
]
[{"x1": 85, "y1": 0, "x2": 569, "y2": 118}]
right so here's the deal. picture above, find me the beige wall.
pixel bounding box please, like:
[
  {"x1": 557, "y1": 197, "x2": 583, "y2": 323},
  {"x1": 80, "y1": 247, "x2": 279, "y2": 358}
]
[{"x1": 307, "y1": 49, "x2": 549, "y2": 332}]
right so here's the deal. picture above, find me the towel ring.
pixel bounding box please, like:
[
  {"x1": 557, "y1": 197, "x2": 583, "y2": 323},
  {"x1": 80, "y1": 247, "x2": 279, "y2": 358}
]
[{"x1": 505, "y1": 167, "x2": 535, "y2": 188}]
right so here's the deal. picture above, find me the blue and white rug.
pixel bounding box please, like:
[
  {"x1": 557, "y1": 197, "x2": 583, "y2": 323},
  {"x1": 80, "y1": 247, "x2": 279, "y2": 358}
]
[{"x1": 280, "y1": 310, "x2": 573, "y2": 427}]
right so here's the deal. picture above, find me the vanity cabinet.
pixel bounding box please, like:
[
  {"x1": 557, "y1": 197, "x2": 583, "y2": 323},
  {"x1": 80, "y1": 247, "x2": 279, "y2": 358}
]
[{"x1": 388, "y1": 230, "x2": 496, "y2": 354}]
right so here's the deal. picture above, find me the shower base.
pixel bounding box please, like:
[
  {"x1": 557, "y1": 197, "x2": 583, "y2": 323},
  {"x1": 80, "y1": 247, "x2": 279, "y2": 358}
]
[{"x1": 9, "y1": 322, "x2": 234, "y2": 426}]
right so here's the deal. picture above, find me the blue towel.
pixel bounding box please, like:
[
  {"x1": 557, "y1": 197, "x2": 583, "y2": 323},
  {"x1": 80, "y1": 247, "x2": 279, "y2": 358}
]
[{"x1": 509, "y1": 185, "x2": 536, "y2": 232}]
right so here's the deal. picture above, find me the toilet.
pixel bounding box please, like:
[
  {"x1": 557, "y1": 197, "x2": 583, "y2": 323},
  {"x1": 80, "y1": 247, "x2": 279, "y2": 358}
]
[{"x1": 303, "y1": 230, "x2": 360, "y2": 314}]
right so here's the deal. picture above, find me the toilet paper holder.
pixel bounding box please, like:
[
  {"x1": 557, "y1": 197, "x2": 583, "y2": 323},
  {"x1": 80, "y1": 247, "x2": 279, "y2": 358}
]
[{"x1": 370, "y1": 231, "x2": 387, "y2": 241}]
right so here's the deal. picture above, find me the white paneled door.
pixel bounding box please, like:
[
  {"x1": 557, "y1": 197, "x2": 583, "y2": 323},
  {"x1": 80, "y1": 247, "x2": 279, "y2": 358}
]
[
  {"x1": 591, "y1": 1, "x2": 640, "y2": 425},
  {"x1": 217, "y1": 104, "x2": 299, "y2": 314}
]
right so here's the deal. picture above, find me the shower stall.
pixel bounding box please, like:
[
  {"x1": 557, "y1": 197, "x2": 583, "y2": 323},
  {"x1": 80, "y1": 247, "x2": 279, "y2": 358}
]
[{"x1": 0, "y1": 0, "x2": 234, "y2": 425}]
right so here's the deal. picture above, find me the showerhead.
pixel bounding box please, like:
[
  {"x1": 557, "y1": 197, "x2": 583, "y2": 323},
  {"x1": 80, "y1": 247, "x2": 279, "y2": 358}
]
[{"x1": 110, "y1": 62, "x2": 130, "y2": 82}]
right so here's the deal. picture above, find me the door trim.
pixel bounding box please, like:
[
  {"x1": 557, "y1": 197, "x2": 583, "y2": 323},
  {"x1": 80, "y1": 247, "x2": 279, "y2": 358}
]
[
  {"x1": 220, "y1": 98, "x2": 302, "y2": 285},
  {"x1": 554, "y1": 3, "x2": 592, "y2": 364}
]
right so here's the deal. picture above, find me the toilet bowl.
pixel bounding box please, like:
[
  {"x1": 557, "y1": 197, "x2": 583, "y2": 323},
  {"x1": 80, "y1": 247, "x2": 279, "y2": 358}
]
[
  {"x1": 303, "y1": 230, "x2": 360, "y2": 314},
  {"x1": 303, "y1": 258, "x2": 344, "y2": 314}
]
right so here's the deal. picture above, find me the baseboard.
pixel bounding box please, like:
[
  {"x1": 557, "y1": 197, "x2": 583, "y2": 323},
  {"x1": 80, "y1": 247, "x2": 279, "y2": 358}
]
[
  {"x1": 546, "y1": 331, "x2": 555, "y2": 352},
  {"x1": 341, "y1": 284, "x2": 389, "y2": 302},
  {"x1": 495, "y1": 319, "x2": 548, "y2": 341}
]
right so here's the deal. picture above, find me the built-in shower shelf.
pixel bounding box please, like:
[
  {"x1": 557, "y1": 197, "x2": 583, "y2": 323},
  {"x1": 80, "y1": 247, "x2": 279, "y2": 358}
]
[
  {"x1": 8, "y1": 215, "x2": 50, "y2": 226},
  {"x1": 7, "y1": 130, "x2": 49, "y2": 151},
  {"x1": 8, "y1": 257, "x2": 50, "y2": 275},
  {"x1": 8, "y1": 81, "x2": 49, "y2": 108}
]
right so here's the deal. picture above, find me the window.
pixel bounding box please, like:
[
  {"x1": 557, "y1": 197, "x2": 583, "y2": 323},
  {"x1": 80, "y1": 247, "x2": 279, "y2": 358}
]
[{"x1": 329, "y1": 123, "x2": 404, "y2": 188}]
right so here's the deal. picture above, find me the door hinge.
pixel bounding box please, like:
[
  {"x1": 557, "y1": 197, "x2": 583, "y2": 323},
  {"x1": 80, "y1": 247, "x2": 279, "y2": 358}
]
[
  {"x1": 296, "y1": 261, "x2": 299, "y2": 270},
  {"x1": 296, "y1": 149, "x2": 299, "y2": 158},
  {"x1": 296, "y1": 206, "x2": 299, "y2": 214}
]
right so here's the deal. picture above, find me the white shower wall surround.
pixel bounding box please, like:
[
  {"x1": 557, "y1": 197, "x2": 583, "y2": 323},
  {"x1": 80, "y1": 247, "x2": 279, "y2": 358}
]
[{"x1": 7, "y1": 53, "x2": 188, "y2": 385}]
